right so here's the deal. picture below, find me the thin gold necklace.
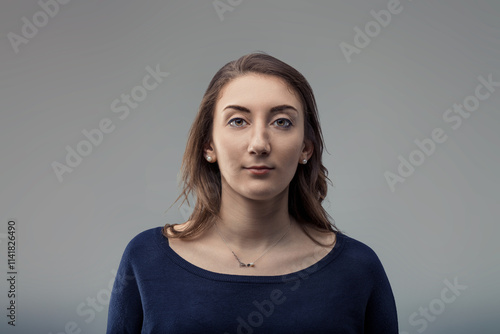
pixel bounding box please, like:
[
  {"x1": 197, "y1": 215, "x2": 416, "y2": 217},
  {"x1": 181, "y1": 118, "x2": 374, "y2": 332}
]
[{"x1": 215, "y1": 221, "x2": 292, "y2": 268}]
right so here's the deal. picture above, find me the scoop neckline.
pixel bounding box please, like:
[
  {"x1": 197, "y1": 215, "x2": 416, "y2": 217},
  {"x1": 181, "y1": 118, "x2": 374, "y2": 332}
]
[{"x1": 153, "y1": 226, "x2": 347, "y2": 284}]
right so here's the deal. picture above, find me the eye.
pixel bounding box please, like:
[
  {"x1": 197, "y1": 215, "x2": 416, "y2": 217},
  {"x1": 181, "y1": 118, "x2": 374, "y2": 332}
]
[
  {"x1": 228, "y1": 117, "x2": 247, "y2": 127},
  {"x1": 273, "y1": 118, "x2": 293, "y2": 128}
]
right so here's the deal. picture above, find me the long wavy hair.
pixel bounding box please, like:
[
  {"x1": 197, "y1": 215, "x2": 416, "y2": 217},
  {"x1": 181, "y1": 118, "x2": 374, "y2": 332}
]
[{"x1": 163, "y1": 52, "x2": 339, "y2": 244}]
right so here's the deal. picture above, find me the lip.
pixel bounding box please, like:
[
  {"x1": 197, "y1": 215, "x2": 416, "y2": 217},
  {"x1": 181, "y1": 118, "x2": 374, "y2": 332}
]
[{"x1": 245, "y1": 166, "x2": 274, "y2": 175}]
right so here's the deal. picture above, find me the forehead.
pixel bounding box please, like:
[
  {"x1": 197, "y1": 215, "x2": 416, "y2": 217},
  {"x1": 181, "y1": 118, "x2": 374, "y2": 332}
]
[{"x1": 215, "y1": 73, "x2": 303, "y2": 111}]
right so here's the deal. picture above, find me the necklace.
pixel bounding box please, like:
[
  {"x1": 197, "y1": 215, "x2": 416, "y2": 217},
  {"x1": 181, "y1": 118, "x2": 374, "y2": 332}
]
[{"x1": 215, "y1": 221, "x2": 292, "y2": 268}]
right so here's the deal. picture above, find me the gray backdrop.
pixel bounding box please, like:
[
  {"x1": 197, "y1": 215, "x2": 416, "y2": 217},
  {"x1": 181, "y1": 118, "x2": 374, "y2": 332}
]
[{"x1": 1, "y1": 0, "x2": 499, "y2": 333}]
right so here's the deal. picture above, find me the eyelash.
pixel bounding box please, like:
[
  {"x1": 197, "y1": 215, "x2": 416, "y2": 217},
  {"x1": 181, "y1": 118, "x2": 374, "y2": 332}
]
[{"x1": 227, "y1": 117, "x2": 293, "y2": 128}]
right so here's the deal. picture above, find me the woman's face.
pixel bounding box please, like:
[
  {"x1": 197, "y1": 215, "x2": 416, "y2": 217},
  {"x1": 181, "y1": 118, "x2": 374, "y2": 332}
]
[{"x1": 206, "y1": 73, "x2": 312, "y2": 202}]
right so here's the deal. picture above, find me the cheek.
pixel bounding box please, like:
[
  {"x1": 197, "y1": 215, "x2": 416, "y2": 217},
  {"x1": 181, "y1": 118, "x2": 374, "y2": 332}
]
[
  {"x1": 213, "y1": 134, "x2": 243, "y2": 171},
  {"x1": 214, "y1": 133, "x2": 238, "y2": 155},
  {"x1": 280, "y1": 138, "x2": 304, "y2": 160}
]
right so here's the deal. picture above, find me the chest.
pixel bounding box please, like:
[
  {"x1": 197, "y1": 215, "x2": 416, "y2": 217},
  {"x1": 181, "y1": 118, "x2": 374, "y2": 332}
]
[{"x1": 138, "y1": 272, "x2": 368, "y2": 334}]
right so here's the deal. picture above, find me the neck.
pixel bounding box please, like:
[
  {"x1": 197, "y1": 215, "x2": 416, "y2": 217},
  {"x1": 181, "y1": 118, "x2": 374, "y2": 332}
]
[{"x1": 215, "y1": 187, "x2": 293, "y2": 250}]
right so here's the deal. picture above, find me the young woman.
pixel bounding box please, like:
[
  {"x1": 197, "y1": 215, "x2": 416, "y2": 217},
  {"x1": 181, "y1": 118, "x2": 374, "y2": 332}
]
[{"x1": 106, "y1": 53, "x2": 399, "y2": 333}]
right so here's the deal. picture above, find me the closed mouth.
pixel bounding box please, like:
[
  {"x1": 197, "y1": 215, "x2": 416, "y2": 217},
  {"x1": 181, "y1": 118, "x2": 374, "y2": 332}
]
[{"x1": 245, "y1": 166, "x2": 273, "y2": 169}]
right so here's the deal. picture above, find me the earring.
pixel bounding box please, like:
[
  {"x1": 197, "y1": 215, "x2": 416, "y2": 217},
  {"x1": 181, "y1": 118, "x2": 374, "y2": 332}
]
[
  {"x1": 206, "y1": 156, "x2": 212, "y2": 162},
  {"x1": 302, "y1": 159, "x2": 307, "y2": 164}
]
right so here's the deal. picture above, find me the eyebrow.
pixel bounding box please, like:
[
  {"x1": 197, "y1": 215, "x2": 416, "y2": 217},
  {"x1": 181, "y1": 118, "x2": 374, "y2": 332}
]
[{"x1": 223, "y1": 104, "x2": 299, "y2": 114}]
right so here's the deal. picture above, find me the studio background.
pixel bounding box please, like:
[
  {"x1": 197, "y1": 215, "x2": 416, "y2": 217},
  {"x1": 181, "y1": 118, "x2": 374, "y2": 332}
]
[{"x1": 0, "y1": 0, "x2": 499, "y2": 333}]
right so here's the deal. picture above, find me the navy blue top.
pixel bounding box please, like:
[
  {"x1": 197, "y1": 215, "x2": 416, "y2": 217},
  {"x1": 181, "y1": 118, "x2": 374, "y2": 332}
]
[{"x1": 106, "y1": 227, "x2": 398, "y2": 333}]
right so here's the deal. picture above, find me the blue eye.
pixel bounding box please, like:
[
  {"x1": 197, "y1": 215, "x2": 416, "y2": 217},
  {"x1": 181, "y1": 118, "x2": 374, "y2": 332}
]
[
  {"x1": 274, "y1": 118, "x2": 292, "y2": 128},
  {"x1": 228, "y1": 118, "x2": 247, "y2": 127}
]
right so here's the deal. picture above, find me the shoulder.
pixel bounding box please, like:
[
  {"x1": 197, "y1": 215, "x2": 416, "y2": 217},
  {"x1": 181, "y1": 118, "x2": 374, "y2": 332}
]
[
  {"x1": 127, "y1": 226, "x2": 162, "y2": 246},
  {"x1": 336, "y1": 232, "x2": 386, "y2": 272},
  {"x1": 120, "y1": 226, "x2": 164, "y2": 260}
]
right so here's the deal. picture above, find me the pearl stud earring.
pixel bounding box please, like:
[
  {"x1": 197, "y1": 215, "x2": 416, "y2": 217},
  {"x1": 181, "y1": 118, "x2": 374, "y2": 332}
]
[
  {"x1": 302, "y1": 159, "x2": 307, "y2": 164},
  {"x1": 206, "y1": 156, "x2": 212, "y2": 162}
]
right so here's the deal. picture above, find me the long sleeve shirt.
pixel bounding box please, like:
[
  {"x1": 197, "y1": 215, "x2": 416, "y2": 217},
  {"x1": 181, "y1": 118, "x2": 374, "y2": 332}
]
[{"x1": 106, "y1": 226, "x2": 398, "y2": 333}]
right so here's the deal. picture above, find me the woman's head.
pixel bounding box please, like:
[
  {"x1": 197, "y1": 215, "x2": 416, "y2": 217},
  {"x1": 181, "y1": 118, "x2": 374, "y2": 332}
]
[
  {"x1": 165, "y1": 52, "x2": 337, "y2": 240},
  {"x1": 208, "y1": 72, "x2": 313, "y2": 205}
]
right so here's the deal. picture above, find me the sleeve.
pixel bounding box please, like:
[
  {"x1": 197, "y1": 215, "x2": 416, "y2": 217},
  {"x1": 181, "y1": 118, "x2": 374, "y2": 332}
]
[
  {"x1": 106, "y1": 241, "x2": 144, "y2": 334},
  {"x1": 364, "y1": 253, "x2": 399, "y2": 334}
]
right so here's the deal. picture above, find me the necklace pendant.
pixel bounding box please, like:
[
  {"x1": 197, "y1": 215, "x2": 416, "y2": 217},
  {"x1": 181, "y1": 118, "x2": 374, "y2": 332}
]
[
  {"x1": 216, "y1": 221, "x2": 292, "y2": 270},
  {"x1": 239, "y1": 262, "x2": 255, "y2": 267}
]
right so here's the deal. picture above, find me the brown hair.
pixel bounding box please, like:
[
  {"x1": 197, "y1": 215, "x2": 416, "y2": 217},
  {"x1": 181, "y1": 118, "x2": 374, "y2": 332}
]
[{"x1": 163, "y1": 52, "x2": 339, "y2": 244}]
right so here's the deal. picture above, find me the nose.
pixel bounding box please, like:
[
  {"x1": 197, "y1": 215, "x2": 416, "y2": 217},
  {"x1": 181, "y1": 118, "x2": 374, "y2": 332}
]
[{"x1": 247, "y1": 123, "x2": 270, "y2": 155}]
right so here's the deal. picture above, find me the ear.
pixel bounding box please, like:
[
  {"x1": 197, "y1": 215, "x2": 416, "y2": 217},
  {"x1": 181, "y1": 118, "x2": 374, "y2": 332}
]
[
  {"x1": 301, "y1": 138, "x2": 314, "y2": 162},
  {"x1": 204, "y1": 142, "x2": 216, "y2": 162}
]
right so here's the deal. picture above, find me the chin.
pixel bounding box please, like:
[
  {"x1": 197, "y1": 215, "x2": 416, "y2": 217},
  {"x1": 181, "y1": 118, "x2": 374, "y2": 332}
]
[{"x1": 242, "y1": 187, "x2": 289, "y2": 202}]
